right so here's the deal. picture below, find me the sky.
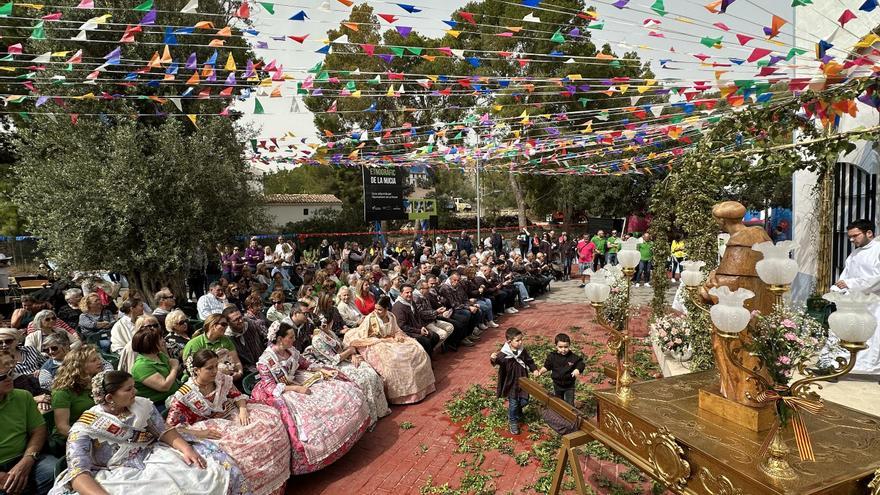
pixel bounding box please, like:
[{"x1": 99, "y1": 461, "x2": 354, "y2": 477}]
[{"x1": 234, "y1": 1, "x2": 877, "y2": 170}]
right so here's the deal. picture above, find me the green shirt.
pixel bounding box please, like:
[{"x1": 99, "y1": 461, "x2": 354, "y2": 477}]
[
  {"x1": 0, "y1": 389, "x2": 44, "y2": 464},
  {"x1": 638, "y1": 241, "x2": 654, "y2": 261},
  {"x1": 591, "y1": 236, "x2": 607, "y2": 254},
  {"x1": 182, "y1": 334, "x2": 236, "y2": 361},
  {"x1": 131, "y1": 353, "x2": 181, "y2": 404},
  {"x1": 606, "y1": 236, "x2": 621, "y2": 253},
  {"x1": 51, "y1": 388, "x2": 94, "y2": 440}
]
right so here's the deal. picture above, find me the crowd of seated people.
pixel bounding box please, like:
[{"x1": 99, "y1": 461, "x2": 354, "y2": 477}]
[{"x1": 0, "y1": 230, "x2": 559, "y2": 494}]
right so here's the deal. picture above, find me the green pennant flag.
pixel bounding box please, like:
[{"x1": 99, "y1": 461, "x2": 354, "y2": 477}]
[
  {"x1": 609, "y1": 60, "x2": 621, "y2": 68},
  {"x1": 296, "y1": 83, "x2": 307, "y2": 95},
  {"x1": 550, "y1": 29, "x2": 565, "y2": 43},
  {"x1": 133, "y1": 0, "x2": 152, "y2": 11},
  {"x1": 345, "y1": 80, "x2": 356, "y2": 90},
  {"x1": 29, "y1": 20, "x2": 44, "y2": 39},
  {"x1": 250, "y1": 139, "x2": 258, "y2": 153},
  {"x1": 670, "y1": 115, "x2": 684, "y2": 124},
  {"x1": 0, "y1": 2, "x2": 13, "y2": 16},
  {"x1": 253, "y1": 98, "x2": 264, "y2": 114},
  {"x1": 0, "y1": 54, "x2": 11, "y2": 61},
  {"x1": 785, "y1": 47, "x2": 807, "y2": 60},
  {"x1": 708, "y1": 116, "x2": 721, "y2": 124},
  {"x1": 791, "y1": 0, "x2": 812, "y2": 6},
  {"x1": 587, "y1": 21, "x2": 604, "y2": 30},
  {"x1": 389, "y1": 46, "x2": 404, "y2": 56},
  {"x1": 367, "y1": 75, "x2": 380, "y2": 85},
  {"x1": 258, "y1": 2, "x2": 273, "y2": 14},
  {"x1": 406, "y1": 46, "x2": 422, "y2": 55},
  {"x1": 651, "y1": 0, "x2": 666, "y2": 16},
  {"x1": 578, "y1": 97, "x2": 589, "y2": 107},
  {"x1": 315, "y1": 71, "x2": 329, "y2": 82},
  {"x1": 18, "y1": 112, "x2": 30, "y2": 122},
  {"x1": 700, "y1": 36, "x2": 722, "y2": 48},
  {"x1": 307, "y1": 61, "x2": 322, "y2": 73}
]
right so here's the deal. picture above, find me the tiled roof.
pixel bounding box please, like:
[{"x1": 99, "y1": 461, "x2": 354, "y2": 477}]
[{"x1": 264, "y1": 194, "x2": 343, "y2": 205}]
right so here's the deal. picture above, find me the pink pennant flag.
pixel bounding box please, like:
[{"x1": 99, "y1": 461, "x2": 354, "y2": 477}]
[
  {"x1": 361, "y1": 43, "x2": 375, "y2": 56},
  {"x1": 713, "y1": 22, "x2": 729, "y2": 31},
  {"x1": 41, "y1": 12, "x2": 63, "y2": 20},
  {"x1": 75, "y1": 0, "x2": 93, "y2": 8},
  {"x1": 7, "y1": 43, "x2": 22, "y2": 54}
]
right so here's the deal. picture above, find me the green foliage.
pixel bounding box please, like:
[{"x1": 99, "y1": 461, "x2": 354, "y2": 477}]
[
  {"x1": 13, "y1": 117, "x2": 265, "y2": 288},
  {"x1": 400, "y1": 421, "x2": 415, "y2": 430}
]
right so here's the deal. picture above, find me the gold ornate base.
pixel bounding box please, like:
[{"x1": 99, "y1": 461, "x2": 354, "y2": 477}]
[
  {"x1": 757, "y1": 428, "x2": 797, "y2": 481},
  {"x1": 698, "y1": 386, "x2": 776, "y2": 432}
]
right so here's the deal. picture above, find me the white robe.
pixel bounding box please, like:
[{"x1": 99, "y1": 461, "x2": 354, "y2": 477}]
[{"x1": 832, "y1": 238, "x2": 880, "y2": 374}]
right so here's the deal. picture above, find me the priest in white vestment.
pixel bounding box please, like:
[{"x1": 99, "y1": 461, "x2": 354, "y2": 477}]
[{"x1": 825, "y1": 219, "x2": 880, "y2": 375}]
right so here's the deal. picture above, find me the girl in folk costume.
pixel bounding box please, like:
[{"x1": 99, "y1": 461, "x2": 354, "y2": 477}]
[
  {"x1": 343, "y1": 296, "x2": 435, "y2": 405},
  {"x1": 249, "y1": 321, "x2": 370, "y2": 475},
  {"x1": 304, "y1": 315, "x2": 390, "y2": 426},
  {"x1": 49, "y1": 371, "x2": 249, "y2": 495},
  {"x1": 165, "y1": 350, "x2": 290, "y2": 495}
]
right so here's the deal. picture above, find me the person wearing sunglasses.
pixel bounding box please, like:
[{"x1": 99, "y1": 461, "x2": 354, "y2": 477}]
[
  {"x1": 130, "y1": 318, "x2": 181, "y2": 413},
  {"x1": 162, "y1": 309, "x2": 191, "y2": 363},
  {"x1": 0, "y1": 351, "x2": 57, "y2": 495},
  {"x1": 36, "y1": 333, "x2": 72, "y2": 391},
  {"x1": 24, "y1": 310, "x2": 81, "y2": 353},
  {"x1": 181, "y1": 314, "x2": 242, "y2": 382},
  {"x1": 0, "y1": 328, "x2": 49, "y2": 406}
]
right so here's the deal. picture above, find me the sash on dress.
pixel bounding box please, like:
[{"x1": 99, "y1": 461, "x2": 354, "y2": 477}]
[
  {"x1": 74, "y1": 398, "x2": 158, "y2": 468},
  {"x1": 173, "y1": 373, "x2": 238, "y2": 420}
]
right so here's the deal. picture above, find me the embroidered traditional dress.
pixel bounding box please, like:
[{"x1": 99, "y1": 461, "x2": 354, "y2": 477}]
[
  {"x1": 342, "y1": 312, "x2": 435, "y2": 404},
  {"x1": 166, "y1": 373, "x2": 290, "y2": 495},
  {"x1": 304, "y1": 328, "x2": 390, "y2": 425},
  {"x1": 250, "y1": 345, "x2": 370, "y2": 475},
  {"x1": 49, "y1": 397, "x2": 248, "y2": 495}
]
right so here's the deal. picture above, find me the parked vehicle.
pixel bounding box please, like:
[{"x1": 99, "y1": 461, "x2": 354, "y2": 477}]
[{"x1": 453, "y1": 197, "x2": 473, "y2": 212}]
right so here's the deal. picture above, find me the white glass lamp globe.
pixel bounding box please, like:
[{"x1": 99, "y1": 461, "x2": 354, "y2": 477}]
[
  {"x1": 617, "y1": 238, "x2": 641, "y2": 270},
  {"x1": 584, "y1": 269, "x2": 611, "y2": 303},
  {"x1": 708, "y1": 286, "x2": 755, "y2": 336},
  {"x1": 822, "y1": 291, "x2": 880, "y2": 344},
  {"x1": 680, "y1": 260, "x2": 706, "y2": 288},
  {"x1": 752, "y1": 241, "x2": 798, "y2": 286}
]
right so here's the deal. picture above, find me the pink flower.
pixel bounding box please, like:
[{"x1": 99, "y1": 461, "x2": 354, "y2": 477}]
[
  {"x1": 750, "y1": 310, "x2": 760, "y2": 317},
  {"x1": 778, "y1": 356, "x2": 791, "y2": 365},
  {"x1": 659, "y1": 330, "x2": 667, "y2": 338},
  {"x1": 783, "y1": 332, "x2": 797, "y2": 341},
  {"x1": 781, "y1": 319, "x2": 796, "y2": 329},
  {"x1": 674, "y1": 338, "x2": 682, "y2": 344}
]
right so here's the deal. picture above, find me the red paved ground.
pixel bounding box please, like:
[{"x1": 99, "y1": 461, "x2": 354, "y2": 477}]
[{"x1": 291, "y1": 295, "x2": 656, "y2": 495}]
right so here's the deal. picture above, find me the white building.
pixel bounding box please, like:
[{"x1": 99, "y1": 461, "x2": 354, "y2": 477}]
[{"x1": 265, "y1": 194, "x2": 343, "y2": 227}]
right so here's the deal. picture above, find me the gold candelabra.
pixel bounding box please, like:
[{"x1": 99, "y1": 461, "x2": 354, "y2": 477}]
[{"x1": 589, "y1": 266, "x2": 636, "y2": 402}]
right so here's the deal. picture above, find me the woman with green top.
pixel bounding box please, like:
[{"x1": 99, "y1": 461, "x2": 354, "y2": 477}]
[
  {"x1": 182, "y1": 314, "x2": 243, "y2": 383},
  {"x1": 130, "y1": 317, "x2": 182, "y2": 413},
  {"x1": 50, "y1": 345, "x2": 106, "y2": 455}
]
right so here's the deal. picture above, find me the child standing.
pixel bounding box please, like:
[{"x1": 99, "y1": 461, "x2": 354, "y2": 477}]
[
  {"x1": 538, "y1": 333, "x2": 586, "y2": 406},
  {"x1": 490, "y1": 327, "x2": 539, "y2": 434}
]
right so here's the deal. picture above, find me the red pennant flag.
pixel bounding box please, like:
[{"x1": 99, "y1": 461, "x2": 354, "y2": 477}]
[
  {"x1": 236, "y1": 1, "x2": 249, "y2": 19},
  {"x1": 747, "y1": 47, "x2": 772, "y2": 62},
  {"x1": 288, "y1": 34, "x2": 308, "y2": 43},
  {"x1": 839, "y1": 9, "x2": 857, "y2": 27},
  {"x1": 459, "y1": 11, "x2": 476, "y2": 25},
  {"x1": 736, "y1": 33, "x2": 754, "y2": 45},
  {"x1": 378, "y1": 14, "x2": 398, "y2": 23}
]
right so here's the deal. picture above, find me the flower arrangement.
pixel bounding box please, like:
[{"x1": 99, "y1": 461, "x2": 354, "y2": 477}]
[
  {"x1": 601, "y1": 265, "x2": 629, "y2": 331},
  {"x1": 746, "y1": 305, "x2": 825, "y2": 386},
  {"x1": 650, "y1": 313, "x2": 692, "y2": 357}
]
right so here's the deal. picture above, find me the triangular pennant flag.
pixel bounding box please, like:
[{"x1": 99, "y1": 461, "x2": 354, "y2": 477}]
[
  {"x1": 236, "y1": 1, "x2": 248, "y2": 18},
  {"x1": 253, "y1": 98, "x2": 264, "y2": 114},
  {"x1": 838, "y1": 9, "x2": 856, "y2": 26},
  {"x1": 138, "y1": 9, "x2": 156, "y2": 25},
  {"x1": 259, "y1": 2, "x2": 273, "y2": 14},
  {"x1": 223, "y1": 53, "x2": 236, "y2": 71},
  {"x1": 76, "y1": 0, "x2": 93, "y2": 8},
  {"x1": 180, "y1": 0, "x2": 197, "y2": 11},
  {"x1": 378, "y1": 13, "x2": 398, "y2": 23},
  {"x1": 30, "y1": 20, "x2": 45, "y2": 39},
  {"x1": 160, "y1": 45, "x2": 172, "y2": 63},
  {"x1": 550, "y1": 29, "x2": 565, "y2": 43},
  {"x1": 860, "y1": 0, "x2": 878, "y2": 12},
  {"x1": 289, "y1": 10, "x2": 307, "y2": 20},
  {"x1": 133, "y1": 0, "x2": 152, "y2": 11},
  {"x1": 0, "y1": 2, "x2": 12, "y2": 16},
  {"x1": 651, "y1": 0, "x2": 666, "y2": 16},
  {"x1": 396, "y1": 26, "x2": 412, "y2": 37}
]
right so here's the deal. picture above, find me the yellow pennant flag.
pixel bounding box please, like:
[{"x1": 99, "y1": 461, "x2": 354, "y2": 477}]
[
  {"x1": 445, "y1": 29, "x2": 461, "y2": 38},
  {"x1": 161, "y1": 45, "x2": 173, "y2": 64},
  {"x1": 519, "y1": 110, "x2": 529, "y2": 124},
  {"x1": 187, "y1": 114, "x2": 198, "y2": 127},
  {"x1": 224, "y1": 53, "x2": 236, "y2": 71}
]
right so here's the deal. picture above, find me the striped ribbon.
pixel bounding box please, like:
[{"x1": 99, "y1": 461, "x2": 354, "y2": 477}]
[{"x1": 756, "y1": 389, "x2": 824, "y2": 462}]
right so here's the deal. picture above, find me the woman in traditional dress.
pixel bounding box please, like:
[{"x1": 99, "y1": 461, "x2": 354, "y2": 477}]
[
  {"x1": 166, "y1": 349, "x2": 290, "y2": 495},
  {"x1": 305, "y1": 316, "x2": 390, "y2": 426},
  {"x1": 249, "y1": 321, "x2": 370, "y2": 474},
  {"x1": 49, "y1": 370, "x2": 249, "y2": 495},
  {"x1": 343, "y1": 296, "x2": 435, "y2": 405}
]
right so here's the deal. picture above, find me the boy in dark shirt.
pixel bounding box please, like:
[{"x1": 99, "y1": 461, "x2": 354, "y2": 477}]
[
  {"x1": 490, "y1": 327, "x2": 539, "y2": 434},
  {"x1": 538, "y1": 333, "x2": 585, "y2": 406}
]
